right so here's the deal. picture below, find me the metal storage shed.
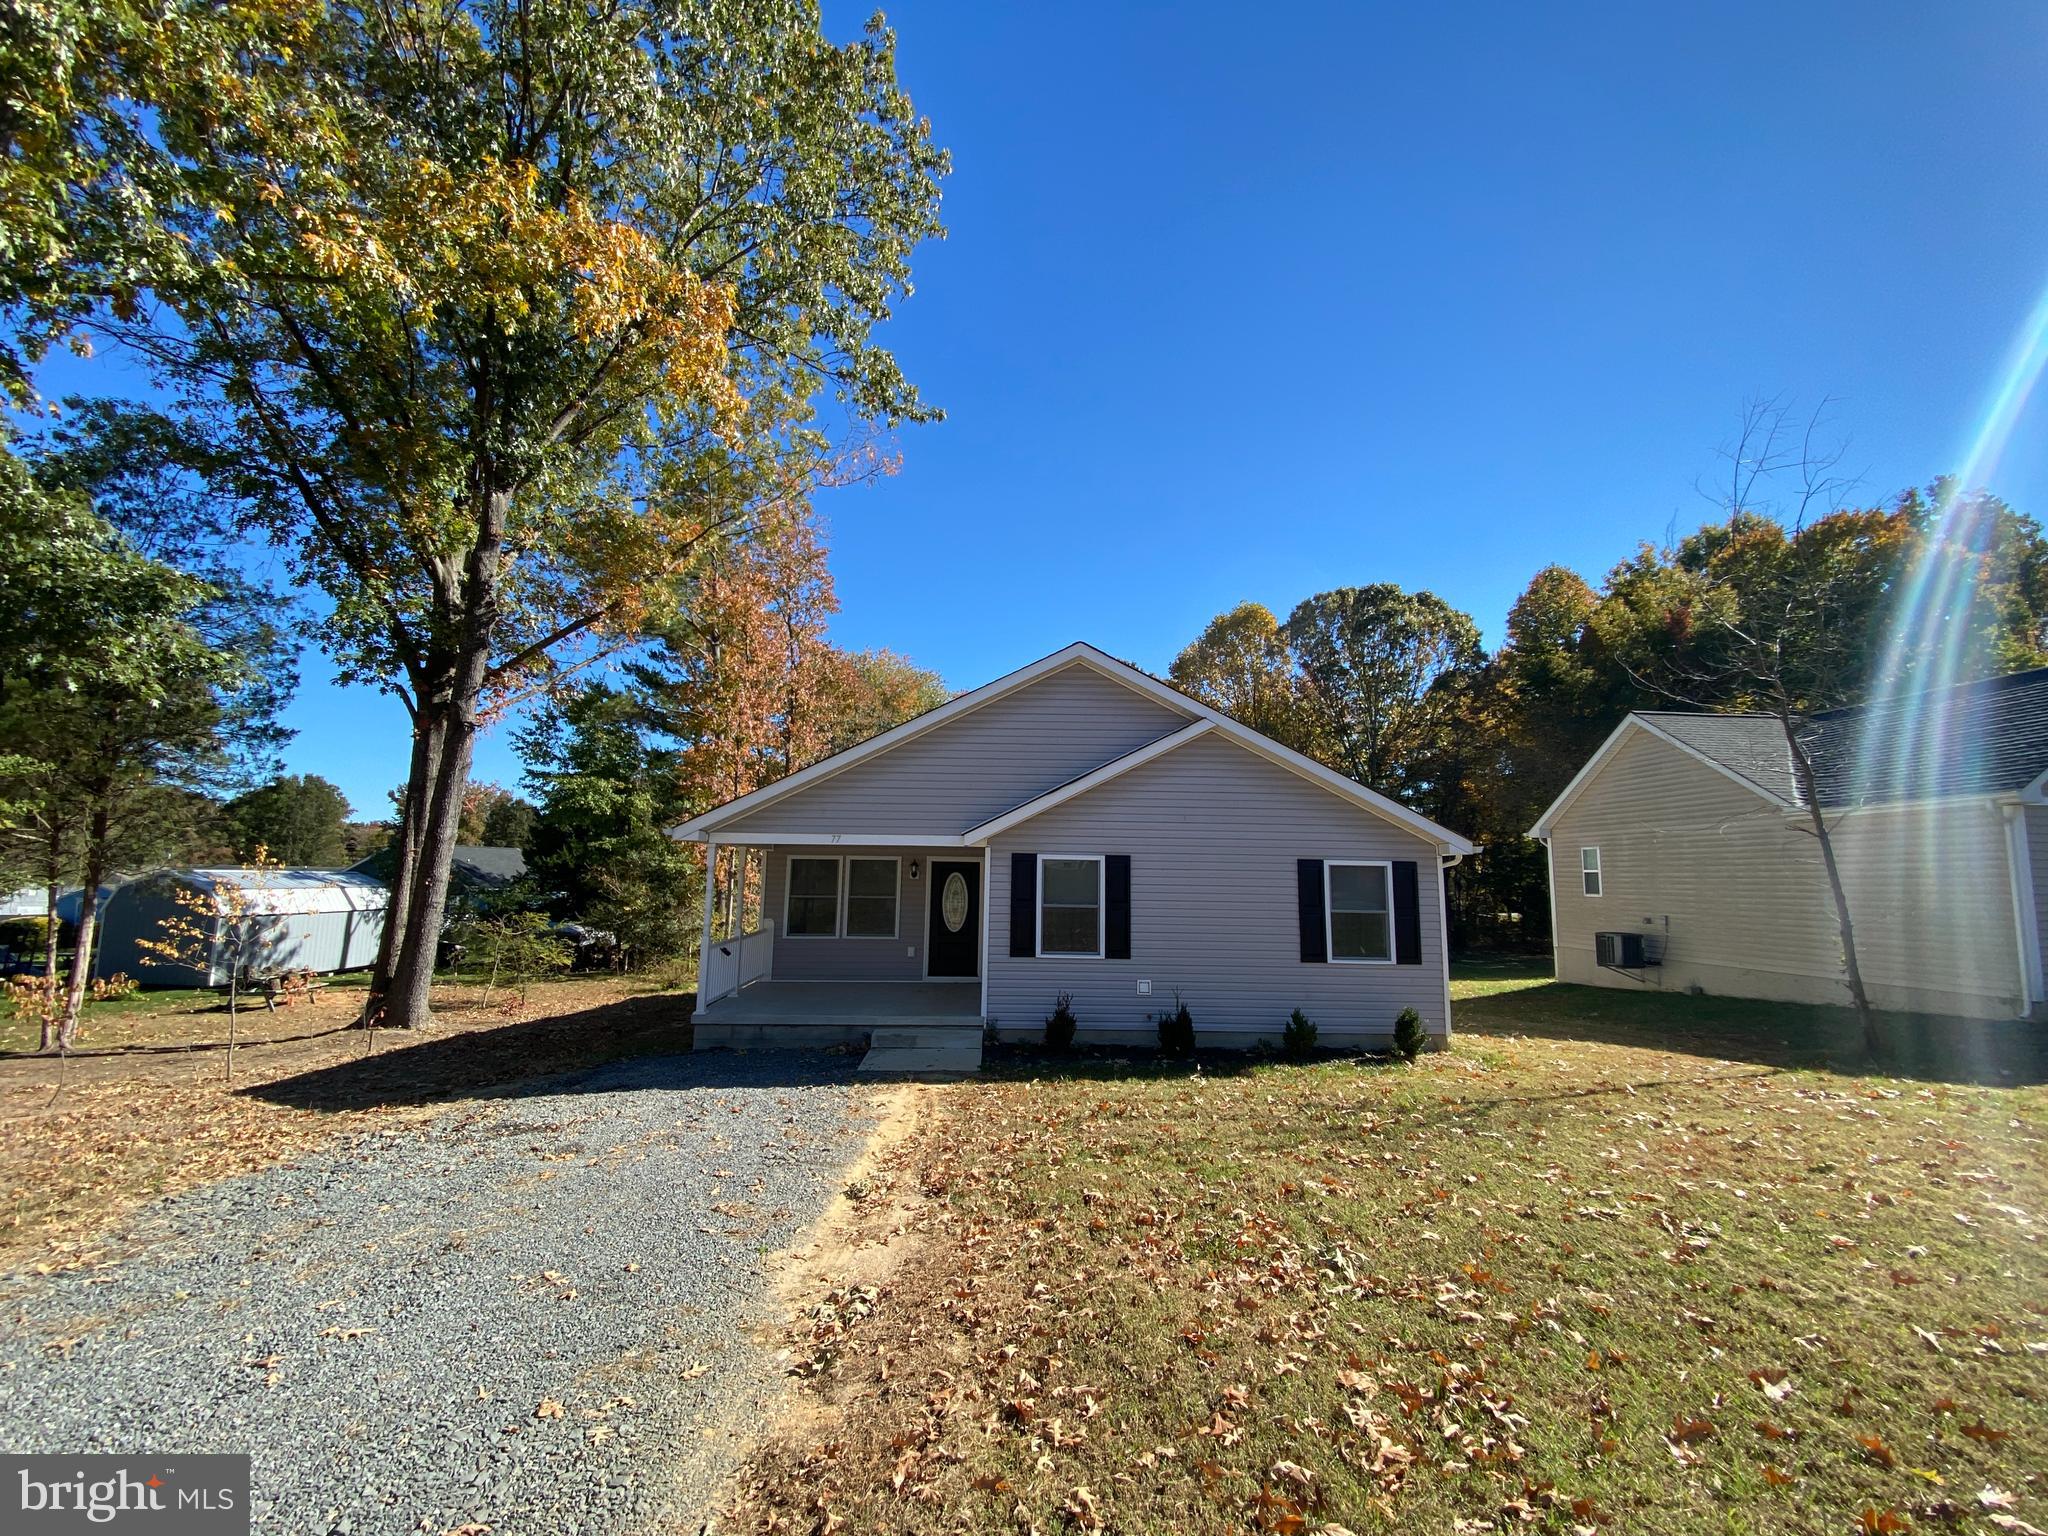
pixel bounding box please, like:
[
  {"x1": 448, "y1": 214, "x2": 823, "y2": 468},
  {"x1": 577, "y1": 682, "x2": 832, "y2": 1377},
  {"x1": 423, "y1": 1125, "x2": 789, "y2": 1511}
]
[{"x1": 92, "y1": 869, "x2": 390, "y2": 986}]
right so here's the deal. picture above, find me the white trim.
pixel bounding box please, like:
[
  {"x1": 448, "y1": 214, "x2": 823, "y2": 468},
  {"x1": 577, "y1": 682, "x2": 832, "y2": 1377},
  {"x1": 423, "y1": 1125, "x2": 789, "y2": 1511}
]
[
  {"x1": 843, "y1": 854, "x2": 901, "y2": 941},
  {"x1": 1579, "y1": 845, "x2": 1603, "y2": 898},
  {"x1": 1439, "y1": 853, "x2": 1458, "y2": 1039},
  {"x1": 1529, "y1": 714, "x2": 1793, "y2": 838},
  {"x1": 1324, "y1": 859, "x2": 1395, "y2": 965},
  {"x1": 1540, "y1": 837, "x2": 1561, "y2": 980},
  {"x1": 1035, "y1": 852, "x2": 1106, "y2": 959},
  {"x1": 671, "y1": 642, "x2": 1476, "y2": 855},
  {"x1": 919, "y1": 855, "x2": 984, "y2": 981},
  {"x1": 2003, "y1": 804, "x2": 2043, "y2": 1013},
  {"x1": 701, "y1": 830, "x2": 970, "y2": 847},
  {"x1": 698, "y1": 840, "x2": 718, "y2": 993},
  {"x1": 962, "y1": 721, "x2": 1213, "y2": 842},
  {"x1": 782, "y1": 853, "x2": 844, "y2": 939}
]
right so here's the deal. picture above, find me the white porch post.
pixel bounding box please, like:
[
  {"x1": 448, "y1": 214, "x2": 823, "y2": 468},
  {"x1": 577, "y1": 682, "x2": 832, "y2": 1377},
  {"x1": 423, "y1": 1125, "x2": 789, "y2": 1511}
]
[{"x1": 698, "y1": 839, "x2": 718, "y2": 997}]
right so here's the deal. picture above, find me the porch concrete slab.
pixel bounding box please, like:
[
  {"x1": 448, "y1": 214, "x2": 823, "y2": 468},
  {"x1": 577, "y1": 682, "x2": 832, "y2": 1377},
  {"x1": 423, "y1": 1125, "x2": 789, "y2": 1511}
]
[
  {"x1": 856, "y1": 1043, "x2": 983, "y2": 1077},
  {"x1": 693, "y1": 980, "x2": 981, "y2": 1025}
]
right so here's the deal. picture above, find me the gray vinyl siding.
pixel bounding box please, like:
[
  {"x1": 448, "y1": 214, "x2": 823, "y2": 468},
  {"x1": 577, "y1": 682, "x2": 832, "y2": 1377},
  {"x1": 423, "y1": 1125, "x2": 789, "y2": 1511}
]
[
  {"x1": 716, "y1": 666, "x2": 1194, "y2": 839},
  {"x1": 1549, "y1": 727, "x2": 2025, "y2": 1019},
  {"x1": 761, "y1": 846, "x2": 969, "y2": 982},
  {"x1": 985, "y1": 732, "x2": 1447, "y2": 1045}
]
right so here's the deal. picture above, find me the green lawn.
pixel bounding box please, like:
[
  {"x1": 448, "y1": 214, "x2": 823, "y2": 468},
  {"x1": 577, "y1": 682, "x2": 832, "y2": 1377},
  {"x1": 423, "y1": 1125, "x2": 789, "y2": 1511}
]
[{"x1": 728, "y1": 969, "x2": 2048, "y2": 1535}]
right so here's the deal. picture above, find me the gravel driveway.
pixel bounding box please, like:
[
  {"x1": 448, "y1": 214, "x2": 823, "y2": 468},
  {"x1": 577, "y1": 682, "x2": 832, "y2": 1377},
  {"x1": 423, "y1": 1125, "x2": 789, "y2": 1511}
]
[{"x1": 0, "y1": 1049, "x2": 880, "y2": 1535}]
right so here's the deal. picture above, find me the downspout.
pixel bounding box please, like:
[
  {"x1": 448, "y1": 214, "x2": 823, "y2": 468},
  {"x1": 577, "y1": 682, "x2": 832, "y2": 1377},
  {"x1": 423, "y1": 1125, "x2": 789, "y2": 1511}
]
[
  {"x1": 1439, "y1": 849, "x2": 1466, "y2": 1040},
  {"x1": 1538, "y1": 835, "x2": 1561, "y2": 981},
  {"x1": 1999, "y1": 802, "x2": 2042, "y2": 1018}
]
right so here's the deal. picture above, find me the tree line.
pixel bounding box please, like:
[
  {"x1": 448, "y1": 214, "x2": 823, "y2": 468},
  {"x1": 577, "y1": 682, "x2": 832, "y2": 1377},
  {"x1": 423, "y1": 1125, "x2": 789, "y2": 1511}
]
[
  {"x1": 2, "y1": 0, "x2": 952, "y2": 1030},
  {"x1": 1170, "y1": 464, "x2": 2048, "y2": 956}
]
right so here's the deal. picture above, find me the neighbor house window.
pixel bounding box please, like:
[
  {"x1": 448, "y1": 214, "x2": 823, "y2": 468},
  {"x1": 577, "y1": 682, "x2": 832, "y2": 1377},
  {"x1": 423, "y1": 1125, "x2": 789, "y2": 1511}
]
[
  {"x1": 1580, "y1": 846, "x2": 1602, "y2": 897},
  {"x1": 1325, "y1": 860, "x2": 1393, "y2": 963},
  {"x1": 785, "y1": 855, "x2": 841, "y2": 936},
  {"x1": 845, "y1": 857, "x2": 900, "y2": 938},
  {"x1": 1038, "y1": 854, "x2": 1104, "y2": 958}
]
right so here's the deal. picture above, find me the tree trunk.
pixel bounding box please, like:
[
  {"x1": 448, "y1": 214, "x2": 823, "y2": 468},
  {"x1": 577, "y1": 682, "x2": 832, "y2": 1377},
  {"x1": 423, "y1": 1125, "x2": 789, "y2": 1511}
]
[
  {"x1": 372, "y1": 485, "x2": 510, "y2": 1031},
  {"x1": 363, "y1": 720, "x2": 438, "y2": 1026},
  {"x1": 1780, "y1": 709, "x2": 1880, "y2": 1055},
  {"x1": 39, "y1": 874, "x2": 60, "y2": 1053},
  {"x1": 59, "y1": 797, "x2": 112, "y2": 1051}
]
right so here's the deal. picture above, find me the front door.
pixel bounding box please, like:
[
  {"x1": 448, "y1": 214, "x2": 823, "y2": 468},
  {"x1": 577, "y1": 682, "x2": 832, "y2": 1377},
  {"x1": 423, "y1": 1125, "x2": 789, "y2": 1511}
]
[{"x1": 926, "y1": 860, "x2": 980, "y2": 977}]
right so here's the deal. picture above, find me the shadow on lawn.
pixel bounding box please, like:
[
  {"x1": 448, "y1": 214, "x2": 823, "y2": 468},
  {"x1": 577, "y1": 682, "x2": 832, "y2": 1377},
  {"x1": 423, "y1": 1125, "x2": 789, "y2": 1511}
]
[
  {"x1": 1457, "y1": 976, "x2": 2048, "y2": 1087},
  {"x1": 245, "y1": 991, "x2": 858, "y2": 1112}
]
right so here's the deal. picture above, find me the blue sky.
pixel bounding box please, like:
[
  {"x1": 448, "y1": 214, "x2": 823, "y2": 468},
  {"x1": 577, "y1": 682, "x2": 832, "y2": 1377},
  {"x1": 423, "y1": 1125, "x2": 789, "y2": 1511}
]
[{"x1": 35, "y1": 2, "x2": 2048, "y2": 817}]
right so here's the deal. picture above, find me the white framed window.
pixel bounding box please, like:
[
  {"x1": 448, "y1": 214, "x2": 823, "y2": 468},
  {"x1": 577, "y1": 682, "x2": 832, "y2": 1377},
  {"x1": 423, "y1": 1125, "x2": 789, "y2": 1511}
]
[
  {"x1": 1580, "y1": 846, "x2": 1602, "y2": 898},
  {"x1": 784, "y1": 855, "x2": 842, "y2": 936},
  {"x1": 1325, "y1": 860, "x2": 1394, "y2": 964},
  {"x1": 1037, "y1": 854, "x2": 1104, "y2": 958},
  {"x1": 844, "y1": 856, "x2": 900, "y2": 938}
]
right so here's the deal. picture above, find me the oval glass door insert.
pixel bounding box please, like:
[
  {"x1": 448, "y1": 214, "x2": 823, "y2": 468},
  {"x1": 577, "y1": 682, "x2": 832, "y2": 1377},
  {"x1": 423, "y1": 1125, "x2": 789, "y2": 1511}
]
[{"x1": 941, "y1": 871, "x2": 970, "y2": 932}]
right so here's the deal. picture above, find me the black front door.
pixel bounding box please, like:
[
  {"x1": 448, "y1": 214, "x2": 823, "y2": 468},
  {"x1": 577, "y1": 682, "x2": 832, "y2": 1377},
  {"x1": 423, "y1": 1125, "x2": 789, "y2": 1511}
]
[{"x1": 926, "y1": 860, "x2": 980, "y2": 977}]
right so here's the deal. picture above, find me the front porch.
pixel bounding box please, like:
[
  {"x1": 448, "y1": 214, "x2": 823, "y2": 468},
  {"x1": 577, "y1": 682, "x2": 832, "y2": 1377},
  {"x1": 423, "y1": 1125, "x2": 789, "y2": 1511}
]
[{"x1": 691, "y1": 978, "x2": 984, "y2": 1072}]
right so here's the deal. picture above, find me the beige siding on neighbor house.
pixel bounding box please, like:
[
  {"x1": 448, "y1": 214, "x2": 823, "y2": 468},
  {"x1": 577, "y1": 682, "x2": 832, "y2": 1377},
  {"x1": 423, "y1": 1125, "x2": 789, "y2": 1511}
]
[
  {"x1": 1549, "y1": 727, "x2": 2026, "y2": 1019},
  {"x1": 986, "y1": 732, "x2": 1448, "y2": 1046},
  {"x1": 2026, "y1": 805, "x2": 2048, "y2": 992},
  {"x1": 714, "y1": 665, "x2": 1194, "y2": 840}
]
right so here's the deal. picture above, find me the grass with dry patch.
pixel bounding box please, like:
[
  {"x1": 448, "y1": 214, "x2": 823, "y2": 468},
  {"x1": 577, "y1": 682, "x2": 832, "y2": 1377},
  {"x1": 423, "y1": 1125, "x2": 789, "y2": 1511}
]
[
  {"x1": 725, "y1": 970, "x2": 2048, "y2": 1535},
  {"x1": 0, "y1": 976, "x2": 691, "y2": 1277}
]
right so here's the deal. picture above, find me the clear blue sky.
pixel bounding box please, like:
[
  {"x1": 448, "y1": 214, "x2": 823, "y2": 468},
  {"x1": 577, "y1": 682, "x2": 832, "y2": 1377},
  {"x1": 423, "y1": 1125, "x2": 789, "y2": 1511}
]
[{"x1": 37, "y1": 1, "x2": 2048, "y2": 818}]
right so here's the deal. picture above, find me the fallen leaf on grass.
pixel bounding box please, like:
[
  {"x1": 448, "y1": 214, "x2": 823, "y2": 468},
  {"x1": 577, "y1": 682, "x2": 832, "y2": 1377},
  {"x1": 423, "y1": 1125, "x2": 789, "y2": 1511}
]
[
  {"x1": 1857, "y1": 1511, "x2": 1910, "y2": 1535},
  {"x1": 534, "y1": 1399, "x2": 564, "y2": 1420},
  {"x1": 1668, "y1": 1416, "x2": 1717, "y2": 1444},
  {"x1": 1960, "y1": 1420, "x2": 2011, "y2": 1444},
  {"x1": 1762, "y1": 1465, "x2": 1795, "y2": 1486},
  {"x1": 679, "y1": 1363, "x2": 710, "y2": 1381},
  {"x1": 1747, "y1": 1368, "x2": 1794, "y2": 1403},
  {"x1": 1857, "y1": 1434, "x2": 1897, "y2": 1469},
  {"x1": 1987, "y1": 1517, "x2": 2048, "y2": 1536},
  {"x1": 1979, "y1": 1489, "x2": 2016, "y2": 1511}
]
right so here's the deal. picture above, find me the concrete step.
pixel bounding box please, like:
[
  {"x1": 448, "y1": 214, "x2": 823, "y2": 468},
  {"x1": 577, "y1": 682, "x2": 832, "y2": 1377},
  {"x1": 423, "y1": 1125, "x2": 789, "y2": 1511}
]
[
  {"x1": 869, "y1": 1026, "x2": 984, "y2": 1050},
  {"x1": 856, "y1": 1042, "x2": 983, "y2": 1076}
]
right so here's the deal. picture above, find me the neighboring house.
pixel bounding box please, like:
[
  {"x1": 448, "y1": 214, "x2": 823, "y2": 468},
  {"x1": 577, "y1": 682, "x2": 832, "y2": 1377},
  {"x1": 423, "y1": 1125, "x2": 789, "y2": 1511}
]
[
  {"x1": 349, "y1": 844, "x2": 527, "y2": 906},
  {"x1": 671, "y1": 642, "x2": 1476, "y2": 1051},
  {"x1": 93, "y1": 868, "x2": 390, "y2": 986},
  {"x1": 1529, "y1": 667, "x2": 2048, "y2": 1020}
]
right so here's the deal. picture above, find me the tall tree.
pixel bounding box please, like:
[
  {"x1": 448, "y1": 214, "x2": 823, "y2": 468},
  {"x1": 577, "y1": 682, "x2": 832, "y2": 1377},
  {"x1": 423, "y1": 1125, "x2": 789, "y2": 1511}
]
[
  {"x1": 48, "y1": 0, "x2": 947, "y2": 1027},
  {"x1": 0, "y1": 433, "x2": 287, "y2": 1046},
  {"x1": 1168, "y1": 602, "x2": 1318, "y2": 755},
  {"x1": 224, "y1": 775, "x2": 352, "y2": 865},
  {"x1": 1283, "y1": 584, "x2": 1486, "y2": 814},
  {"x1": 519, "y1": 686, "x2": 694, "y2": 963}
]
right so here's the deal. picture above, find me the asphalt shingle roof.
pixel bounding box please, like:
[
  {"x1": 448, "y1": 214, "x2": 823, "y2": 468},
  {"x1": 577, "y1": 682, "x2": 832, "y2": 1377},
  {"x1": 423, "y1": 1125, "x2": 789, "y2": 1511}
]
[{"x1": 1637, "y1": 665, "x2": 2048, "y2": 810}]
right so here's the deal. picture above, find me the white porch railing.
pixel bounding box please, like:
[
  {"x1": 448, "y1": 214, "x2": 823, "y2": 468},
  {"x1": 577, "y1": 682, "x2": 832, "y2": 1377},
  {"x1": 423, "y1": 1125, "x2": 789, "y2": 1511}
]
[{"x1": 700, "y1": 919, "x2": 775, "y2": 1007}]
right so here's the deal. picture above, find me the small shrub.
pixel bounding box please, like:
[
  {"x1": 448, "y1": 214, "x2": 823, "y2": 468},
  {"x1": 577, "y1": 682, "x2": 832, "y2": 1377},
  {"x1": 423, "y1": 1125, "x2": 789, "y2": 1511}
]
[
  {"x1": 1156, "y1": 991, "x2": 1195, "y2": 1058},
  {"x1": 1393, "y1": 1007, "x2": 1426, "y2": 1062},
  {"x1": 1044, "y1": 991, "x2": 1077, "y2": 1052},
  {"x1": 1283, "y1": 1007, "x2": 1318, "y2": 1059}
]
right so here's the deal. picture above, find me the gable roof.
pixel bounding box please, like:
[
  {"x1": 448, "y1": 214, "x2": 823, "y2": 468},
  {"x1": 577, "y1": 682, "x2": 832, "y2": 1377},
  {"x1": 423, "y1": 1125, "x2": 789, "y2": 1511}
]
[
  {"x1": 671, "y1": 642, "x2": 1476, "y2": 854},
  {"x1": 1530, "y1": 664, "x2": 2048, "y2": 836}
]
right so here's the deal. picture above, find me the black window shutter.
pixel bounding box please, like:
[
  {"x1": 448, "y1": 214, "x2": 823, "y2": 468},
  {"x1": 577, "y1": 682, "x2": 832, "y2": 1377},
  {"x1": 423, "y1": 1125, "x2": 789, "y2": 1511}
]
[
  {"x1": 1009, "y1": 852, "x2": 1037, "y2": 957},
  {"x1": 1105, "y1": 855, "x2": 1131, "y2": 959},
  {"x1": 1297, "y1": 859, "x2": 1327, "y2": 963},
  {"x1": 1393, "y1": 859, "x2": 1422, "y2": 965}
]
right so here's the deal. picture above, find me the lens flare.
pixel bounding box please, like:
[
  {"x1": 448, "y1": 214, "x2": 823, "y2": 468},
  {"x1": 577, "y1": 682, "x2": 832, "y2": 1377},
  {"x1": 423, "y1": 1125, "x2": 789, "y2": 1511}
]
[{"x1": 1854, "y1": 283, "x2": 2048, "y2": 801}]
